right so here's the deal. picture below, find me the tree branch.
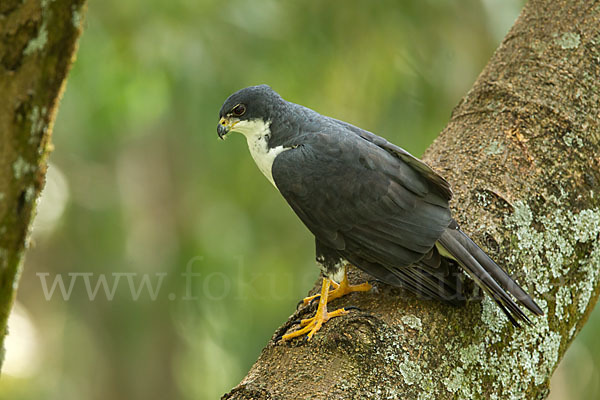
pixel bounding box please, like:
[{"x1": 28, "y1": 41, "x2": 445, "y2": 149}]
[
  {"x1": 223, "y1": 0, "x2": 600, "y2": 398},
  {"x1": 0, "y1": 0, "x2": 86, "y2": 372}
]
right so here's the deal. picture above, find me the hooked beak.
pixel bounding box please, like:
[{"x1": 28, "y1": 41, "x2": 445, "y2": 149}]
[{"x1": 217, "y1": 117, "x2": 236, "y2": 140}]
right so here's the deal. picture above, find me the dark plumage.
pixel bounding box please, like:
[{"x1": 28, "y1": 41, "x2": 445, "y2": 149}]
[{"x1": 218, "y1": 84, "x2": 543, "y2": 326}]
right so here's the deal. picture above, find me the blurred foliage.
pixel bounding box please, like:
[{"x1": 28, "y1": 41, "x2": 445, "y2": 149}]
[{"x1": 1, "y1": 0, "x2": 598, "y2": 399}]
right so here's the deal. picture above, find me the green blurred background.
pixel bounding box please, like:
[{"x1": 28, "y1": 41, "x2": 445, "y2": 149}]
[{"x1": 1, "y1": 0, "x2": 598, "y2": 399}]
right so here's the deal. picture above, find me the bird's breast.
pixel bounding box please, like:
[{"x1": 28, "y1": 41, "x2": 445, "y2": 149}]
[{"x1": 246, "y1": 131, "x2": 291, "y2": 188}]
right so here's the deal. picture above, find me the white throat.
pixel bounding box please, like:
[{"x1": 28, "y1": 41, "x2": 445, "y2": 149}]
[{"x1": 234, "y1": 119, "x2": 291, "y2": 188}]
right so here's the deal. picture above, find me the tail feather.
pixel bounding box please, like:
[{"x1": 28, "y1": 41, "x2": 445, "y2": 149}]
[
  {"x1": 437, "y1": 225, "x2": 543, "y2": 326},
  {"x1": 451, "y1": 228, "x2": 543, "y2": 315},
  {"x1": 345, "y1": 249, "x2": 465, "y2": 306}
]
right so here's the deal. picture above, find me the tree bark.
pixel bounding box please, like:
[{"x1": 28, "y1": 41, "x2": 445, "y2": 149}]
[
  {"x1": 0, "y1": 0, "x2": 85, "y2": 372},
  {"x1": 223, "y1": 0, "x2": 600, "y2": 398}
]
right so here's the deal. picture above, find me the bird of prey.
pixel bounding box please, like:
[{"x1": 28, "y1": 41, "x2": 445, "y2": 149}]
[{"x1": 217, "y1": 85, "x2": 542, "y2": 341}]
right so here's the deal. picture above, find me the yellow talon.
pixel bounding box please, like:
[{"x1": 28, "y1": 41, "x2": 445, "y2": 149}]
[
  {"x1": 283, "y1": 278, "x2": 348, "y2": 341},
  {"x1": 301, "y1": 266, "x2": 371, "y2": 305},
  {"x1": 300, "y1": 316, "x2": 315, "y2": 327},
  {"x1": 302, "y1": 281, "x2": 340, "y2": 305},
  {"x1": 301, "y1": 293, "x2": 321, "y2": 306},
  {"x1": 283, "y1": 265, "x2": 371, "y2": 341}
]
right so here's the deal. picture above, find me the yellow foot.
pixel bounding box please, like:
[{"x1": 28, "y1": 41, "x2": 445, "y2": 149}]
[
  {"x1": 283, "y1": 278, "x2": 348, "y2": 341},
  {"x1": 302, "y1": 266, "x2": 371, "y2": 305},
  {"x1": 283, "y1": 266, "x2": 371, "y2": 342},
  {"x1": 302, "y1": 280, "x2": 339, "y2": 305},
  {"x1": 282, "y1": 306, "x2": 349, "y2": 341}
]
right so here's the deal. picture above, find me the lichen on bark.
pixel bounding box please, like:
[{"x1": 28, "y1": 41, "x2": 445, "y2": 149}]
[
  {"x1": 0, "y1": 0, "x2": 86, "y2": 373},
  {"x1": 223, "y1": 0, "x2": 600, "y2": 398}
]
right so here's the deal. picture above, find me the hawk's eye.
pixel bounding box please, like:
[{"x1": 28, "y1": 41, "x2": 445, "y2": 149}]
[{"x1": 232, "y1": 104, "x2": 246, "y2": 117}]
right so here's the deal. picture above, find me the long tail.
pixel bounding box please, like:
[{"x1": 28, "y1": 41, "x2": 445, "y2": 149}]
[{"x1": 437, "y1": 221, "x2": 543, "y2": 326}]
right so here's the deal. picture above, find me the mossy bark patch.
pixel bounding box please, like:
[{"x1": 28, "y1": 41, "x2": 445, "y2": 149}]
[{"x1": 0, "y1": 0, "x2": 86, "y2": 373}]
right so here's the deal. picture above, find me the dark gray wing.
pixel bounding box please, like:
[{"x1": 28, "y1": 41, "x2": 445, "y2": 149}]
[
  {"x1": 329, "y1": 118, "x2": 452, "y2": 201},
  {"x1": 271, "y1": 129, "x2": 452, "y2": 269}
]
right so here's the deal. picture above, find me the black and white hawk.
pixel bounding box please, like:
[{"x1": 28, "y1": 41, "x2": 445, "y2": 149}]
[{"x1": 217, "y1": 85, "x2": 542, "y2": 341}]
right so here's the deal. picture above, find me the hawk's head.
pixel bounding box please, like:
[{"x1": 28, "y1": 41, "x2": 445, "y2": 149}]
[{"x1": 217, "y1": 85, "x2": 284, "y2": 139}]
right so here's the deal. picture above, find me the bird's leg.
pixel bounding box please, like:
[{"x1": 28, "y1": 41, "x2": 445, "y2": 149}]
[
  {"x1": 328, "y1": 265, "x2": 372, "y2": 301},
  {"x1": 301, "y1": 280, "x2": 339, "y2": 305},
  {"x1": 282, "y1": 266, "x2": 372, "y2": 341},
  {"x1": 282, "y1": 278, "x2": 349, "y2": 341},
  {"x1": 301, "y1": 265, "x2": 371, "y2": 305}
]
